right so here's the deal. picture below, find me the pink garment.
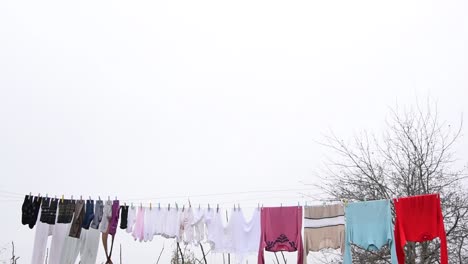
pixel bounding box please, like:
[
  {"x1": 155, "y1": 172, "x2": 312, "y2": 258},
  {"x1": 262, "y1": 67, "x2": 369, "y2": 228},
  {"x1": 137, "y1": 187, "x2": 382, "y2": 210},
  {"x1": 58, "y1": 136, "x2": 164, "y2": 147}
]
[
  {"x1": 132, "y1": 207, "x2": 145, "y2": 242},
  {"x1": 258, "y1": 206, "x2": 303, "y2": 264}
]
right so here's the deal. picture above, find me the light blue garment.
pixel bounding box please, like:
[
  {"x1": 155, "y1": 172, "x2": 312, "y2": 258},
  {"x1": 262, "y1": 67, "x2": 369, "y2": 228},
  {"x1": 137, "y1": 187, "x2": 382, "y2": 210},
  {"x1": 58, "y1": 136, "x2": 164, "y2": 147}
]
[{"x1": 343, "y1": 199, "x2": 397, "y2": 264}]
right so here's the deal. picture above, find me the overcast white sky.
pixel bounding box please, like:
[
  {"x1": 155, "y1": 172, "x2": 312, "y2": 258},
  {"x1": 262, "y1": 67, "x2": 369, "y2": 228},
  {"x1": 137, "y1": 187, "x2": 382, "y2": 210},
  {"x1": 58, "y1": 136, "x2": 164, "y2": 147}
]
[{"x1": 0, "y1": 0, "x2": 467, "y2": 263}]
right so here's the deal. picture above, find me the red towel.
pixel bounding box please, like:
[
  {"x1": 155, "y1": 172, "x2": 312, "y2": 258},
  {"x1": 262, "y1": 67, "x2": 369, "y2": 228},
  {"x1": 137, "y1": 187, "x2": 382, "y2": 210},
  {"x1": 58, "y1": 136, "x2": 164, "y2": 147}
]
[
  {"x1": 258, "y1": 206, "x2": 303, "y2": 264},
  {"x1": 394, "y1": 194, "x2": 448, "y2": 264}
]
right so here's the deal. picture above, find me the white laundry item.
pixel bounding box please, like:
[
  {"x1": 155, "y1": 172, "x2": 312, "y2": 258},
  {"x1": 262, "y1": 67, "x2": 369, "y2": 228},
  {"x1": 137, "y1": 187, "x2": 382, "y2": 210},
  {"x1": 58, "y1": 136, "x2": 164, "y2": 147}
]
[
  {"x1": 205, "y1": 208, "x2": 232, "y2": 253},
  {"x1": 31, "y1": 214, "x2": 54, "y2": 264},
  {"x1": 99, "y1": 200, "x2": 113, "y2": 233},
  {"x1": 126, "y1": 206, "x2": 137, "y2": 233},
  {"x1": 178, "y1": 208, "x2": 195, "y2": 244},
  {"x1": 144, "y1": 208, "x2": 158, "y2": 242},
  {"x1": 162, "y1": 208, "x2": 181, "y2": 239},
  {"x1": 132, "y1": 207, "x2": 145, "y2": 242},
  {"x1": 229, "y1": 208, "x2": 261, "y2": 263},
  {"x1": 59, "y1": 230, "x2": 82, "y2": 264},
  {"x1": 154, "y1": 207, "x2": 167, "y2": 235},
  {"x1": 48, "y1": 223, "x2": 70, "y2": 264},
  {"x1": 79, "y1": 228, "x2": 100, "y2": 264},
  {"x1": 191, "y1": 208, "x2": 206, "y2": 245}
]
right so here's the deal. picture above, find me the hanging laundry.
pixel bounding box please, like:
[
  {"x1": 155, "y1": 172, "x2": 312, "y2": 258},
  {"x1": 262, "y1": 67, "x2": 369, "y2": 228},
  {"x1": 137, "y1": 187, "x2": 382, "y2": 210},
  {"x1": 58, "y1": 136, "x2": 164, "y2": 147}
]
[
  {"x1": 79, "y1": 228, "x2": 101, "y2": 264},
  {"x1": 144, "y1": 207, "x2": 157, "y2": 242},
  {"x1": 69, "y1": 200, "x2": 85, "y2": 238},
  {"x1": 108, "y1": 200, "x2": 120, "y2": 235},
  {"x1": 39, "y1": 197, "x2": 58, "y2": 225},
  {"x1": 258, "y1": 206, "x2": 303, "y2": 264},
  {"x1": 132, "y1": 206, "x2": 145, "y2": 241},
  {"x1": 229, "y1": 208, "x2": 261, "y2": 263},
  {"x1": 191, "y1": 207, "x2": 207, "y2": 245},
  {"x1": 126, "y1": 205, "x2": 137, "y2": 233},
  {"x1": 344, "y1": 199, "x2": 397, "y2": 264},
  {"x1": 90, "y1": 200, "x2": 103, "y2": 229},
  {"x1": 394, "y1": 194, "x2": 448, "y2": 264},
  {"x1": 178, "y1": 207, "x2": 195, "y2": 244},
  {"x1": 48, "y1": 222, "x2": 70, "y2": 264},
  {"x1": 102, "y1": 200, "x2": 120, "y2": 264},
  {"x1": 205, "y1": 208, "x2": 231, "y2": 253},
  {"x1": 99, "y1": 200, "x2": 113, "y2": 233},
  {"x1": 22, "y1": 195, "x2": 42, "y2": 229},
  {"x1": 57, "y1": 199, "x2": 75, "y2": 224},
  {"x1": 59, "y1": 224, "x2": 83, "y2": 264},
  {"x1": 120, "y1": 205, "x2": 129, "y2": 230},
  {"x1": 154, "y1": 206, "x2": 167, "y2": 236},
  {"x1": 161, "y1": 207, "x2": 182, "y2": 239},
  {"x1": 81, "y1": 199, "x2": 95, "y2": 230},
  {"x1": 31, "y1": 208, "x2": 55, "y2": 264},
  {"x1": 303, "y1": 204, "x2": 345, "y2": 260}
]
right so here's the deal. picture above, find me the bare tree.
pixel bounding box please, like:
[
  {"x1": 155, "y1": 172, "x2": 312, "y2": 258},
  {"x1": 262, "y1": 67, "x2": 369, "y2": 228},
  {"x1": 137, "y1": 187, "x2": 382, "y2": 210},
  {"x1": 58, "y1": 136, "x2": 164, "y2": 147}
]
[
  {"x1": 10, "y1": 242, "x2": 19, "y2": 264},
  {"x1": 320, "y1": 102, "x2": 468, "y2": 263}
]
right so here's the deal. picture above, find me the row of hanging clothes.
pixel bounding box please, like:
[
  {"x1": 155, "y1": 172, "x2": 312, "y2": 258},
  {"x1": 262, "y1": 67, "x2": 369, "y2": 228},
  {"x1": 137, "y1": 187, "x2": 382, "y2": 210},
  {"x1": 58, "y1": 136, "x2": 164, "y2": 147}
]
[{"x1": 22, "y1": 193, "x2": 448, "y2": 264}]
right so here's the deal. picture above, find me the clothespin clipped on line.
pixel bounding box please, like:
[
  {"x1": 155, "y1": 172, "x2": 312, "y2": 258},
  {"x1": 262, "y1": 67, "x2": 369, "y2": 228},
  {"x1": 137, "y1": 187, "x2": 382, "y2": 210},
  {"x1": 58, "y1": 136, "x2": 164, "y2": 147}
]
[
  {"x1": 29, "y1": 192, "x2": 32, "y2": 198},
  {"x1": 140, "y1": 202, "x2": 142, "y2": 209},
  {"x1": 89, "y1": 196, "x2": 92, "y2": 201},
  {"x1": 80, "y1": 195, "x2": 82, "y2": 201},
  {"x1": 208, "y1": 204, "x2": 210, "y2": 211},
  {"x1": 168, "y1": 203, "x2": 171, "y2": 211},
  {"x1": 182, "y1": 204, "x2": 185, "y2": 212},
  {"x1": 216, "y1": 204, "x2": 219, "y2": 213},
  {"x1": 61, "y1": 195, "x2": 64, "y2": 203},
  {"x1": 188, "y1": 198, "x2": 191, "y2": 208},
  {"x1": 150, "y1": 202, "x2": 152, "y2": 210},
  {"x1": 108, "y1": 196, "x2": 110, "y2": 202},
  {"x1": 158, "y1": 202, "x2": 161, "y2": 210},
  {"x1": 238, "y1": 203, "x2": 240, "y2": 210},
  {"x1": 175, "y1": 203, "x2": 179, "y2": 211}
]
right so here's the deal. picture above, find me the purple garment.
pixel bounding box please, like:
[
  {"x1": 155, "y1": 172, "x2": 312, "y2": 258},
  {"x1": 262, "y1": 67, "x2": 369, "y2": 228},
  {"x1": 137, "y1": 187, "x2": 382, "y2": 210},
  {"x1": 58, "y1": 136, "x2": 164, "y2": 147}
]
[{"x1": 108, "y1": 200, "x2": 120, "y2": 235}]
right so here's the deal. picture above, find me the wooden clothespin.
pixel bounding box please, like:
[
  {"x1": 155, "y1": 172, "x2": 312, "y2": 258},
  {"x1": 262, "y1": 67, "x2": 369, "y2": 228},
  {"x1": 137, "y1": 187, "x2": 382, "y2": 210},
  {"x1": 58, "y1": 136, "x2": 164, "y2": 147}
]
[
  {"x1": 29, "y1": 192, "x2": 32, "y2": 198},
  {"x1": 61, "y1": 195, "x2": 64, "y2": 203},
  {"x1": 89, "y1": 196, "x2": 92, "y2": 201},
  {"x1": 150, "y1": 202, "x2": 152, "y2": 210}
]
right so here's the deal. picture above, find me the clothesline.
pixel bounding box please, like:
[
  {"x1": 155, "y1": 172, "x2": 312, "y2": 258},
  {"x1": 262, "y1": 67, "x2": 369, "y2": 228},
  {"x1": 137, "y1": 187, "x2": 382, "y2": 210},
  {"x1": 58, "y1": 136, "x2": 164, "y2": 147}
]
[
  {"x1": 24, "y1": 193, "x2": 449, "y2": 264},
  {"x1": 0, "y1": 187, "x2": 333, "y2": 206}
]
